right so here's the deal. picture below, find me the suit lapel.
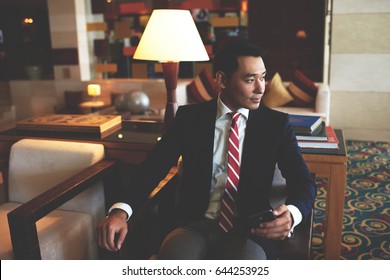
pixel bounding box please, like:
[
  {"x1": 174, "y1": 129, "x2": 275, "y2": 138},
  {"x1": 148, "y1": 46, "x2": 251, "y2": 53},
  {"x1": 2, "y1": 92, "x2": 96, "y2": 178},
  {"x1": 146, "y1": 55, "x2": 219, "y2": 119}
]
[
  {"x1": 242, "y1": 106, "x2": 262, "y2": 163},
  {"x1": 240, "y1": 106, "x2": 271, "y2": 182}
]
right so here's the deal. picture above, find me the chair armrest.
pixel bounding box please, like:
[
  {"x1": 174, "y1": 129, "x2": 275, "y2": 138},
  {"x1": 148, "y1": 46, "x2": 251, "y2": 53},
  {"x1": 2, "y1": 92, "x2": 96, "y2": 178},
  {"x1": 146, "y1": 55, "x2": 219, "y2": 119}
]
[
  {"x1": 315, "y1": 84, "x2": 331, "y2": 125},
  {"x1": 114, "y1": 168, "x2": 178, "y2": 260},
  {"x1": 7, "y1": 159, "x2": 117, "y2": 259},
  {"x1": 132, "y1": 167, "x2": 179, "y2": 221},
  {"x1": 279, "y1": 209, "x2": 314, "y2": 259}
]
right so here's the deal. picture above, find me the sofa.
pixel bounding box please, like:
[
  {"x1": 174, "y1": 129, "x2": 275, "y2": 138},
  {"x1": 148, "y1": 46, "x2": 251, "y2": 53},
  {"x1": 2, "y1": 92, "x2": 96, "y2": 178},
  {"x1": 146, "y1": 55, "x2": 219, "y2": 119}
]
[
  {"x1": 176, "y1": 88, "x2": 331, "y2": 125},
  {"x1": 263, "y1": 82, "x2": 330, "y2": 125},
  {"x1": 174, "y1": 69, "x2": 331, "y2": 125}
]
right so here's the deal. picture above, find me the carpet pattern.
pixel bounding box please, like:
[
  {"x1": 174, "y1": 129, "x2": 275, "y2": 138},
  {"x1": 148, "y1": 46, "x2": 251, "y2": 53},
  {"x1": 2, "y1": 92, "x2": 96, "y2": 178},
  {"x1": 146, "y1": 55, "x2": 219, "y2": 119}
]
[{"x1": 311, "y1": 140, "x2": 390, "y2": 260}]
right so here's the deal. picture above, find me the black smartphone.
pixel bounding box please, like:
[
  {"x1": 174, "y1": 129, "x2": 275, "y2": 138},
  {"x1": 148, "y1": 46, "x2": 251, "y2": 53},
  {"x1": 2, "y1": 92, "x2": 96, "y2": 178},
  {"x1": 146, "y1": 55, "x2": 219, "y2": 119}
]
[{"x1": 248, "y1": 209, "x2": 277, "y2": 228}]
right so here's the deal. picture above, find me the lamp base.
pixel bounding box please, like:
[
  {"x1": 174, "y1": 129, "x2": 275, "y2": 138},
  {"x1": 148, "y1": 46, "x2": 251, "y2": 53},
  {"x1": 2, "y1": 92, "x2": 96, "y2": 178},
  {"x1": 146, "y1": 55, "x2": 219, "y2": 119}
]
[{"x1": 162, "y1": 62, "x2": 179, "y2": 129}]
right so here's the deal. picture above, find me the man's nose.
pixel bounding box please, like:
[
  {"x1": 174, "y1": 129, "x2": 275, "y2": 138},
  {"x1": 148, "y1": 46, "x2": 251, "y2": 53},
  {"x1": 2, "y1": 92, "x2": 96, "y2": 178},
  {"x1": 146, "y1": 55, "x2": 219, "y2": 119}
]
[{"x1": 255, "y1": 79, "x2": 264, "y2": 93}]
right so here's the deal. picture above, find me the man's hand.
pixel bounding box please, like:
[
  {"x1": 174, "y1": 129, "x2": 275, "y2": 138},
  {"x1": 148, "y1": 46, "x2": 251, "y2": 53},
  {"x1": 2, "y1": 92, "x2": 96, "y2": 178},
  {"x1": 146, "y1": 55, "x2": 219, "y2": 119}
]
[
  {"x1": 250, "y1": 204, "x2": 292, "y2": 240},
  {"x1": 96, "y1": 209, "x2": 128, "y2": 252}
]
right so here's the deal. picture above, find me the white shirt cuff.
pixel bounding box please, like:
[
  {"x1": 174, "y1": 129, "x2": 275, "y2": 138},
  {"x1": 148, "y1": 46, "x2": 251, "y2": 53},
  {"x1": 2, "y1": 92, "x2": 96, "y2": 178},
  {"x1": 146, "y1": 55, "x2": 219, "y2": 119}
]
[
  {"x1": 286, "y1": 204, "x2": 302, "y2": 237},
  {"x1": 108, "y1": 202, "x2": 133, "y2": 221}
]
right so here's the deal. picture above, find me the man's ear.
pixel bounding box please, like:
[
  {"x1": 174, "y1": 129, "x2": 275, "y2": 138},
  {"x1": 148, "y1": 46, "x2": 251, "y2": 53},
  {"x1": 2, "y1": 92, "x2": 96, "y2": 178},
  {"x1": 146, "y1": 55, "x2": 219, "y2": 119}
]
[{"x1": 215, "y1": 71, "x2": 226, "y2": 89}]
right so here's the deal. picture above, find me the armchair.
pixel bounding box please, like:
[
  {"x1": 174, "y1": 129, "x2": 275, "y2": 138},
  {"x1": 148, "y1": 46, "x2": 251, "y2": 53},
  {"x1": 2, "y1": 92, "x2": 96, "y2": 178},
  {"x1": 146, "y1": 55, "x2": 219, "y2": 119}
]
[
  {"x1": 0, "y1": 139, "x2": 117, "y2": 259},
  {"x1": 122, "y1": 166, "x2": 313, "y2": 260}
]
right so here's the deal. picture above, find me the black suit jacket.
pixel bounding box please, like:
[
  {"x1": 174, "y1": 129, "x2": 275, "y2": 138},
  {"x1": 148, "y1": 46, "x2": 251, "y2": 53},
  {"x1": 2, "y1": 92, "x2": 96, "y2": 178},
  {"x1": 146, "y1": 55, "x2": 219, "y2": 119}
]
[{"x1": 126, "y1": 99, "x2": 316, "y2": 224}]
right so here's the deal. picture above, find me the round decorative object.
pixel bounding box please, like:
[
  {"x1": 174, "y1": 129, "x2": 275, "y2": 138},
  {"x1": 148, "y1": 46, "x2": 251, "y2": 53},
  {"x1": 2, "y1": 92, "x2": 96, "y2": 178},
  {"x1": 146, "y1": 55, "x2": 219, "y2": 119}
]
[
  {"x1": 114, "y1": 94, "x2": 125, "y2": 111},
  {"x1": 119, "y1": 89, "x2": 150, "y2": 114}
]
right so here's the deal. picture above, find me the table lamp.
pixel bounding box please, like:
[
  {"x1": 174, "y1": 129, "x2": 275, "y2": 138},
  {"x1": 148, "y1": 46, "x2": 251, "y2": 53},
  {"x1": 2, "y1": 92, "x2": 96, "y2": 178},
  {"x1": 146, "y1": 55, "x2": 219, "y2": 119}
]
[
  {"x1": 133, "y1": 9, "x2": 209, "y2": 128},
  {"x1": 87, "y1": 84, "x2": 101, "y2": 101}
]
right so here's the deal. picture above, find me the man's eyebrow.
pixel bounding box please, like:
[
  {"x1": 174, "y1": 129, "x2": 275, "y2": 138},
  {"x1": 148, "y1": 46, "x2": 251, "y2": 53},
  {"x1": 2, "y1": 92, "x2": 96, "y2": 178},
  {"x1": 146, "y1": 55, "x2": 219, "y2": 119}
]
[{"x1": 244, "y1": 71, "x2": 267, "y2": 78}]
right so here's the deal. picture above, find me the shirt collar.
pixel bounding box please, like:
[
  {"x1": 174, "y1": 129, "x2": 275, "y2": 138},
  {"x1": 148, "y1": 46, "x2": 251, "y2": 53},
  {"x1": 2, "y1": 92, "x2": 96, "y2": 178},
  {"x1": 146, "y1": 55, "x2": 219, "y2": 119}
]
[{"x1": 216, "y1": 95, "x2": 249, "y2": 121}]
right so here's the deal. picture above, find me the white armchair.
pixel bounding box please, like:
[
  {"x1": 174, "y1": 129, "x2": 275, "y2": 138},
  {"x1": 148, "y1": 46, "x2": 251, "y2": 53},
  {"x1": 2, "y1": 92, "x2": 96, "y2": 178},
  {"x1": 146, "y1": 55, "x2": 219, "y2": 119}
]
[{"x1": 0, "y1": 139, "x2": 116, "y2": 259}]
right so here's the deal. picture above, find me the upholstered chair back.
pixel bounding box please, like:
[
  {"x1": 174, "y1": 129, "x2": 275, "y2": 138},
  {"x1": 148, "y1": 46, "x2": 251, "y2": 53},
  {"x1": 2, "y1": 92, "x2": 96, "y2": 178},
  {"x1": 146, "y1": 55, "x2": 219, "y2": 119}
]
[
  {"x1": 0, "y1": 139, "x2": 106, "y2": 259},
  {"x1": 8, "y1": 139, "x2": 106, "y2": 226}
]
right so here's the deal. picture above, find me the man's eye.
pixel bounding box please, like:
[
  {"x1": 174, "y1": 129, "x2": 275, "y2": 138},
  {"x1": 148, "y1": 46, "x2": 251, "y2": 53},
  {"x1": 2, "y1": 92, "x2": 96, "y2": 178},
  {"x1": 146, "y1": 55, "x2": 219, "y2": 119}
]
[{"x1": 246, "y1": 79, "x2": 254, "y2": 83}]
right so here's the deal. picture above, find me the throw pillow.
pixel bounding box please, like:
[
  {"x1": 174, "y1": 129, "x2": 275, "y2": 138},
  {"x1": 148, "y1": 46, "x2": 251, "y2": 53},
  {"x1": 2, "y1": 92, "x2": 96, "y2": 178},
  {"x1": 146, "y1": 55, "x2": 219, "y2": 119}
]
[
  {"x1": 287, "y1": 70, "x2": 318, "y2": 107},
  {"x1": 262, "y1": 72, "x2": 293, "y2": 107},
  {"x1": 186, "y1": 68, "x2": 219, "y2": 103}
]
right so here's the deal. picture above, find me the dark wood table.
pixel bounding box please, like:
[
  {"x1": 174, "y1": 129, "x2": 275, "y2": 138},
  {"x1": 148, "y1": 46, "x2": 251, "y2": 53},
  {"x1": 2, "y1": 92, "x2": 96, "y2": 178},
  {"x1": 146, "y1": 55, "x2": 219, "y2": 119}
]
[
  {"x1": 299, "y1": 130, "x2": 347, "y2": 259},
  {"x1": 0, "y1": 121, "x2": 162, "y2": 164},
  {"x1": 0, "y1": 122, "x2": 347, "y2": 259}
]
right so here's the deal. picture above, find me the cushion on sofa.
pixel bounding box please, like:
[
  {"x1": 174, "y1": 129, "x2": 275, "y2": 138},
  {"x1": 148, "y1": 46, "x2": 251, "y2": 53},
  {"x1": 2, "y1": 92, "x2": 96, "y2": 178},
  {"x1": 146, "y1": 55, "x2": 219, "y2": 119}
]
[
  {"x1": 186, "y1": 68, "x2": 218, "y2": 103},
  {"x1": 262, "y1": 72, "x2": 293, "y2": 107},
  {"x1": 287, "y1": 70, "x2": 318, "y2": 107}
]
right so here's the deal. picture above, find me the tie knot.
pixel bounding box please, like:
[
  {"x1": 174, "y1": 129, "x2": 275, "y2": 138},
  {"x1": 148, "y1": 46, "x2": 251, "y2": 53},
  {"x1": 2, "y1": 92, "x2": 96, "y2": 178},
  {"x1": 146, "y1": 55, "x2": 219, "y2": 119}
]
[{"x1": 230, "y1": 111, "x2": 240, "y2": 125}]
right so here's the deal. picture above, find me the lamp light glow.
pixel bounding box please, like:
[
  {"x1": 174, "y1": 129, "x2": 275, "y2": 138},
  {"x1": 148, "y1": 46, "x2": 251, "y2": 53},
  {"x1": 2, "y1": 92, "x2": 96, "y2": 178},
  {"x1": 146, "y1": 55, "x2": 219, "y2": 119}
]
[
  {"x1": 87, "y1": 84, "x2": 101, "y2": 97},
  {"x1": 133, "y1": 9, "x2": 209, "y2": 128},
  {"x1": 241, "y1": 0, "x2": 248, "y2": 12},
  {"x1": 296, "y1": 29, "x2": 308, "y2": 39},
  {"x1": 23, "y1": 18, "x2": 34, "y2": 24},
  {"x1": 134, "y1": 10, "x2": 209, "y2": 62}
]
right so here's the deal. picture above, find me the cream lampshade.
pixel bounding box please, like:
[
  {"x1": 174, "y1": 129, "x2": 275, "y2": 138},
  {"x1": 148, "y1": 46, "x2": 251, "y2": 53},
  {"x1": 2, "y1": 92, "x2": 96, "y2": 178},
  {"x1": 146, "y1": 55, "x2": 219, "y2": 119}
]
[
  {"x1": 87, "y1": 84, "x2": 101, "y2": 97},
  {"x1": 133, "y1": 9, "x2": 209, "y2": 128}
]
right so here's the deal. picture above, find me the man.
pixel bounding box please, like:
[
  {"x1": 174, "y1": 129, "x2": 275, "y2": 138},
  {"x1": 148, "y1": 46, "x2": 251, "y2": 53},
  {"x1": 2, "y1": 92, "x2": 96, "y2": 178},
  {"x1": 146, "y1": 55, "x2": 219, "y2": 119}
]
[{"x1": 97, "y1": 39, "x2": 316, "y2": 259}]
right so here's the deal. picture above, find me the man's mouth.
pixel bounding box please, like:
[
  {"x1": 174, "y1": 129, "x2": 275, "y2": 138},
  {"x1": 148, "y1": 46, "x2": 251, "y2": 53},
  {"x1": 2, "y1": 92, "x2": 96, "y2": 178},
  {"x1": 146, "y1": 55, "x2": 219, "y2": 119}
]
[{"x1": 250, "y1": 95, "x2": 263, "y2": 103}]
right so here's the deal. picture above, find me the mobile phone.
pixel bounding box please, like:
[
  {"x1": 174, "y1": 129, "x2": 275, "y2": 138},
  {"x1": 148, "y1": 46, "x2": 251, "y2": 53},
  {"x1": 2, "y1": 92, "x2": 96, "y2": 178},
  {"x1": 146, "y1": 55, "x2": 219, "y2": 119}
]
[{"x1": 248, "y1": 209, "x2": 277, "y2": 228}]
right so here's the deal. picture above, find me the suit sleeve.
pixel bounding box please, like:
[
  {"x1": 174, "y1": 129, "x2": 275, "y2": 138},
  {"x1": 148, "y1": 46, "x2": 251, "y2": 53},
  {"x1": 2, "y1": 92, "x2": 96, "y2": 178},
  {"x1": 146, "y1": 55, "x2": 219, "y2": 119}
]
[{"x1": 123, "y1": 106, "x2": 185, "y2": 212}]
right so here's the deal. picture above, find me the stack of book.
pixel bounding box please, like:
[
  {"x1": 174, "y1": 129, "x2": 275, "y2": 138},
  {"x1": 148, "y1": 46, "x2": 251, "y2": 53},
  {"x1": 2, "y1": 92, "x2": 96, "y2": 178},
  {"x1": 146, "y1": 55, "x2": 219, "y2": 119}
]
[{"x1": 289, "y1": 114, "x2": 339, "y2": 149}]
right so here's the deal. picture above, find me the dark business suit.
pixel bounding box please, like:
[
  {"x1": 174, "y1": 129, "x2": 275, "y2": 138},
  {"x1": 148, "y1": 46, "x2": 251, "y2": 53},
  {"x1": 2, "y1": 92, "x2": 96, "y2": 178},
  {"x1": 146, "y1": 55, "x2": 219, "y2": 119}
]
[{"x1": 125, "y1": 99, "x2": 316, "y2": 257}]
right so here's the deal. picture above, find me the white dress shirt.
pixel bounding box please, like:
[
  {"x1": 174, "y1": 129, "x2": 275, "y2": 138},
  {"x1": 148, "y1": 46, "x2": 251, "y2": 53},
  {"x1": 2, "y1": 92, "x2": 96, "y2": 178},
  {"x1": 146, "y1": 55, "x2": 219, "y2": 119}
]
[{"x1": 204, "y1": 97, "x2": 249, "y2": 219}]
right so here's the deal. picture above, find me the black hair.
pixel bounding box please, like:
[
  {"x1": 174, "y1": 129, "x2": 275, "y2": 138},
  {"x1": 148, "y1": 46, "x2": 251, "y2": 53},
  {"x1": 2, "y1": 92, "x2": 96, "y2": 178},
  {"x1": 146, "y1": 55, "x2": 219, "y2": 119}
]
[{"x1": 213, "y1": 38, "x2": 267, "y2": 78}]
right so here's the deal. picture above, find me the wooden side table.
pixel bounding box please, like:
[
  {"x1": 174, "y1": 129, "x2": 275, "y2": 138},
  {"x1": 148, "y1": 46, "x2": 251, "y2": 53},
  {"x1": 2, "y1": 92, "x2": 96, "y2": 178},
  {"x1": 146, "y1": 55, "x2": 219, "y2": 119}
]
[{"x1": 301, "y1": 129, "x2": 347, "y2": 259}]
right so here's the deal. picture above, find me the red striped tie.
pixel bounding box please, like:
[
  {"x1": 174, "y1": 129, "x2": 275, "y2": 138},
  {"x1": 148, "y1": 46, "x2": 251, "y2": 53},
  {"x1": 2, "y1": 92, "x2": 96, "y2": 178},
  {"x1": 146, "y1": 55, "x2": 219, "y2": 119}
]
[{"x1": 219, "y1": 112, "x2": 241, "y2": 232}]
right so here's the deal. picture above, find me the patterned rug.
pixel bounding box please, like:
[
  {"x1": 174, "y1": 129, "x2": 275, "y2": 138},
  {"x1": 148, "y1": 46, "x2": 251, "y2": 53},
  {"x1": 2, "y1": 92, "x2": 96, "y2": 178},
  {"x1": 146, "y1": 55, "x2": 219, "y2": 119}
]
[{"x1": 311, "y1": 140, "x2": 390, "y2": 259}]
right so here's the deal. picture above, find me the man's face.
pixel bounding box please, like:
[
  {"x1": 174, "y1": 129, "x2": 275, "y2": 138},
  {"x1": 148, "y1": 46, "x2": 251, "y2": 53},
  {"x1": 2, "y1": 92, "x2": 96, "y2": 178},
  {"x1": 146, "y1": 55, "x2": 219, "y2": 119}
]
[{"x1": 218, "y1": 56, "x2": 266, "y2": 111}]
